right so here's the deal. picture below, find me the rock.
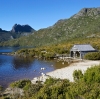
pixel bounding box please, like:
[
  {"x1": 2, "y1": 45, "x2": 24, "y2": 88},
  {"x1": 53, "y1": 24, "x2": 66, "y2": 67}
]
[
  {"x1": 31, "y1": 75, "x2": 50, "y2": 84},
  {"x1": 3, "y1": 87, "x2": 24, "y2": 96},
  {"x1": 73, "y1": 7, "x2": 100, "y2": 18},
  {"x1": 11, "y1": 24, "x2": 35, "y2": 33}
]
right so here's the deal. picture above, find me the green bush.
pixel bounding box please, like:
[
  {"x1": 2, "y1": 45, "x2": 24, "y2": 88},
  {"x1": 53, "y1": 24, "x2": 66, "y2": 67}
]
[
  {"x1": 84, "y1": 52, "x2": 100, "y2": 60},
  {"x1": 83, "y1": 65, "x2": 100, "y2": 83},
  {"x1": 10, "y1": 79, "x2": 31, "y2": 89},
  {"x1": 73, "y1": 70, "x2": 83, "y2": 81},
  {"x1": 3, "y1": 65, "x2": 100, "y2": 99},
  {"x1": 44, "y1": 77, "x2": 60, "y2": 86}
]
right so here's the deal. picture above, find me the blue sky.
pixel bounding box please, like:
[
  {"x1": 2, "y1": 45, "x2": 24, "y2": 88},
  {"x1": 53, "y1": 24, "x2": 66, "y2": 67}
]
[{"x1": 0, "y1": 0, "x2": 100, "y2": 31}]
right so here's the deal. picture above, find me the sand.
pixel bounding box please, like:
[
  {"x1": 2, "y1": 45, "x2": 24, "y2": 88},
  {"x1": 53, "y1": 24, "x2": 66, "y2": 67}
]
[
  {"x1": 31, "y1": 60, "x2": 100, "y2": 84},
  {"x1": 46, "y1": 60, "x2": 100, "y2": 82}
]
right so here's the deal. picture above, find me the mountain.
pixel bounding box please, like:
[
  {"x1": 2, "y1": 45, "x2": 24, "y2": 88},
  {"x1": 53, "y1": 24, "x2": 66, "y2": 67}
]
[
  {"x1": 11, "y1": 24, "x2": 35, "y2": 33},
  {"x1": 0, "y1": 28, "x2": 17, "y2": 41},
  {"x1": 72, "y1": 7, "x2": 100, "y2": 18},
  {"x1": 0, "y1": 28, "x2": 8, "y2": 32},
  {"x1": 0, "y1": 24, "x2": 35, "y2": 42},
  {"x1": 1, "y1": 7, "x2": 100, "y2": 47}
]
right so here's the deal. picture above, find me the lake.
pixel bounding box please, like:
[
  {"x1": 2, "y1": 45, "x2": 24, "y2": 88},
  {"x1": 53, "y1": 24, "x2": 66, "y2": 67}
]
[{"x1": 0, "y1": 47, "x2": 68, "y2": 88}]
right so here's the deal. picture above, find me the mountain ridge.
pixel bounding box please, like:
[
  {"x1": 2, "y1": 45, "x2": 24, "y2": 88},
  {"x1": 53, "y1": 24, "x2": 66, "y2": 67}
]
[
  {"x1": 11, "y1": 24, "x2": 35, "y2": 33},
  {"x1": 1, "y1": 7, "x2": 100, "y2": 47},
  {"x1": 72, "y1": 7, "x2": 100, "y2": 18},
  {"x1": 0, "y1": 24, "x2": 35, "y2": 42}
]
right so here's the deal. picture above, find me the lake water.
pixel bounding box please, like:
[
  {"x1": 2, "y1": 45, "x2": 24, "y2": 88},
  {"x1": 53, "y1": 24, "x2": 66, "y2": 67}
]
[{"x1": 0, "y1": 47, "x2": 68, "y2": 88}]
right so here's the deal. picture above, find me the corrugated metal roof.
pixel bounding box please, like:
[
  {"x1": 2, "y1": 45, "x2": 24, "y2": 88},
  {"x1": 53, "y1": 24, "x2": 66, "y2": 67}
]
[{"x1": 71, "y1": 44, "x2": 96, "y2": 51}]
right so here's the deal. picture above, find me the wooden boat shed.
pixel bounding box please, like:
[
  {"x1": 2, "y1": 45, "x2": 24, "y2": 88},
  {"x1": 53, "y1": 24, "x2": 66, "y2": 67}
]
[{"x1": 70, "y1": 44, "x2": 97, "y2": 59}]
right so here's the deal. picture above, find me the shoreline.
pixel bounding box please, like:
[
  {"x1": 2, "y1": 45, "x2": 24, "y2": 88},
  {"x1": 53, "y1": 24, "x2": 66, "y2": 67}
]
[
  {"x1": 46, "y1": 60, "x2": 100, "y2": 82},
  {"x1": 32, "y1": 60, "x2": 100, "y2": 83}
]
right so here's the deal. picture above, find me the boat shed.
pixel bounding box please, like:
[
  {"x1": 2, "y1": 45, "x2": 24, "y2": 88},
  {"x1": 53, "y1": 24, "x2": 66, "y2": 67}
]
[{"x1": 70, "y1": 44, "x2": 97, "y2": 59}]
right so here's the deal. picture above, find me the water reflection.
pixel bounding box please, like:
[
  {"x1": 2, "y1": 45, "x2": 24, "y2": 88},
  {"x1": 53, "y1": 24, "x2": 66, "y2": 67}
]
[
  {"x1": 54, "y1": 61, "x2": 69, "y2": 69},
  {"x1": 0, "y1": 47, "x2": 69, "y2": 88},
  {"x1": 12, "y1": 57, "x2": 34, "y2": 69},
  {"x1": 0, "y1": 55, "x2": 13, "y2": 67}
]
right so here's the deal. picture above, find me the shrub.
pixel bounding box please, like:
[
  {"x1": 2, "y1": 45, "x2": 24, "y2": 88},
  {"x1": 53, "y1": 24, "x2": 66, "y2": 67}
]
[
  {"x1": 44, "y1": 77, "x2": 60, "y2": 86},
  {"x1": 84, "y1": 52, "x2": 100, "y2": 60},
  {"x1": 10, "y1": 79, "x2": 31, "y2": 89},
  {"x1": 73, "y1": 70, "x2": 83, "y2": 81},
  {"x1": 83, "y1": 65, "x2": 100, "y2": 83}
]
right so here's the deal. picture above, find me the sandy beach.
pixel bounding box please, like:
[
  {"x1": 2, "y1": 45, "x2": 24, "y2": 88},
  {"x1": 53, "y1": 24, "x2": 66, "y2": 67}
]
[
  {"x1": 46, "y1": 60, "x2": 100, "y2": 82},
  {"x1": 31, "y1": 60, "x2": 100, "y2": 84}
]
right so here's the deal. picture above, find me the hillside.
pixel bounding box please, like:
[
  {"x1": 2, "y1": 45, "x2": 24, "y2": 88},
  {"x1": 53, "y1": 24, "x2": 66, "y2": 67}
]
[
  {"x1": 1, "y1": 7, "x2": 100, "y2": 47},
  {"x1": 0, "y1": 24, "x2": 35, "y2": 42}
]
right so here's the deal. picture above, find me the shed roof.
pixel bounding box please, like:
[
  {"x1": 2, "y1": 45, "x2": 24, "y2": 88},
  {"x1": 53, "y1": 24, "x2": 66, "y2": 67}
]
[{"x1": 70, "y1": 44, "x2": 96, "y2": 52}]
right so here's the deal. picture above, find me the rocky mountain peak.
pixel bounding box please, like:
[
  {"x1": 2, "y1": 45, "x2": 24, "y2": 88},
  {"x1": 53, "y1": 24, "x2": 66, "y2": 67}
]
[
  {"x1": 73, "y1": 7, "x2": 100, "y2": 18},
  {"x1": 11, "y1": 24, "x2": 35, "y2": 33}
]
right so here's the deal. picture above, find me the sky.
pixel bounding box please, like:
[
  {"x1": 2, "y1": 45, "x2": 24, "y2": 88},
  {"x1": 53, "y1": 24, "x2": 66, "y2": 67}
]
[{"x1": 0, "y1": 0, "x2": 100, "y2": 31}]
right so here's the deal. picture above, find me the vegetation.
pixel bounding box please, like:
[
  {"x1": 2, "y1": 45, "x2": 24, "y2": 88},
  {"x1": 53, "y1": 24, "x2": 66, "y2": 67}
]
[
  {"x1": 73, "y1": 70, "x2": 83, "y2": 81},
  {"x1": 10, "y1": 79, "x2": 31, "y2": 89},
  {"x1": 13, "y1": 44, "x2": 70, "y2": 59},
  {"x1": 1, "y1": 8, "x2": 100, "y2": 48},
  {"x1": 83, "y1": 66, "x2": 100, "y2": 83},
  {"x1": 84, "y1": 52, "x2": 100, "y2": 60},
  {"x1": 12, "y1": 38, "x2": 100, "y2": 59},
  {"x1": 1, "y1": 8, "x2": 100, "y2": 60},
  {"x1": 1, "y1": 7, "x2": 100, "y2": 99},
  {"x1": 1, "y1": 65, "x2": 100, "y2": 99}
]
